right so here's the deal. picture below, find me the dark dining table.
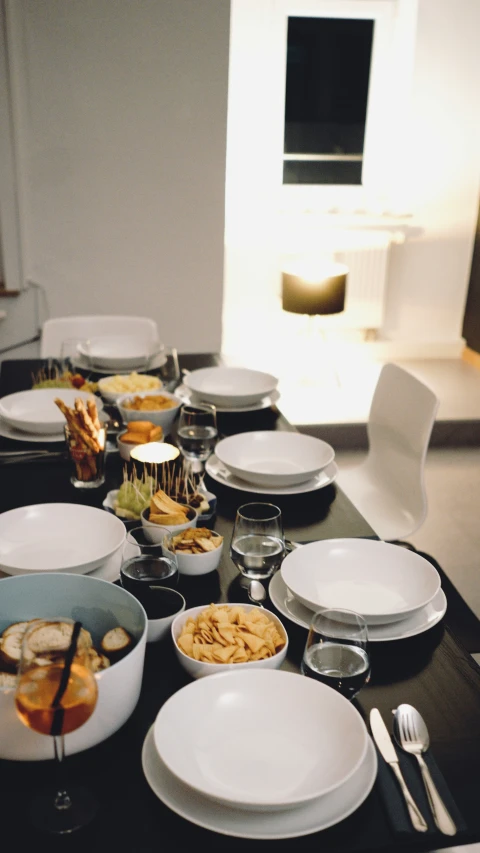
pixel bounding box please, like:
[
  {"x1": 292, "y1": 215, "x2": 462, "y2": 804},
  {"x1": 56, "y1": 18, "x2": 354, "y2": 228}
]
[{"x1": 1, "y1": 355, "x2": 480, "y2": 853}]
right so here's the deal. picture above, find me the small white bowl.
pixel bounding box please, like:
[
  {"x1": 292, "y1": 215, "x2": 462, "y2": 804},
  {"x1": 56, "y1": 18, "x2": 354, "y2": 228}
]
[
  {"x1": 153, "y1": 669, "x2": 368, "y2": 811},
  {"x1": 184, "y1": 367, "x2": 278, "y2": 408},
  {"x1": 116, "y1": 432, "x2": 164, "y2": 462},
  {"x1": 146, "y1": 588, "x2": 186, "y2": 643},
  {"x1": 117, "y1": 390, "x2": 181, "y2": 434},
  {"x1": 171, "y1": 602, "x2": 288, "y2": 680},
  {"x1": 141, "y1": 506, "x2": 198, "y2": 542},
  {"x1": 163, "y1": 530, "x2": 223, "y2": 576}
]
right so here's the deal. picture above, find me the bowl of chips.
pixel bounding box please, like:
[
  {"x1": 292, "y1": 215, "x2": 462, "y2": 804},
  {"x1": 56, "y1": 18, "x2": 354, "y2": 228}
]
[
  {"x1": 141, "y1": 505, "x2": 198, "y2": 540},
  {"x1": 171, "y1": 602, "x2": 288, "y2": 679},
  {"x1": 163, "y1": 528, "x2": 223, "y2": 576},
  {"x1": 117, "y1": 390, "x2": 182, "y2": 434}
]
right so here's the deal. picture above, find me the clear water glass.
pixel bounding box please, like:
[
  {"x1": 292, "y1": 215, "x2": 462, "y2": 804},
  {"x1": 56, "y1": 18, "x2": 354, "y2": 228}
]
[
  {"x1": 177, "y1": 404, "x2": 218, "y2": 464},
  {"x1": 301, "y1": 608, "x2": 370, "y2": 700},
  {"x1": 230, "y1": 502, "x2": 285, "y2": 583}
]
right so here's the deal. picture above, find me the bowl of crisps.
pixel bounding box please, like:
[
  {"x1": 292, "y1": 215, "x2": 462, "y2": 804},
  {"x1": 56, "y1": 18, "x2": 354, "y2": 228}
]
[
  {"x1": 162, "y1": 527, "x2": 223, "y2": 576},
  {"x1": 141, "y1": 505, "x2": 198, "y2": 540},
  {"x1": 117, "y1": 389, "x2": 182, "y2": 434},
  {"x1": 171, "y1": 602, "x2": 288, "y2": 679},
  {"x1": 97, "y1": 373, "x2": 163, "y2": 404}
]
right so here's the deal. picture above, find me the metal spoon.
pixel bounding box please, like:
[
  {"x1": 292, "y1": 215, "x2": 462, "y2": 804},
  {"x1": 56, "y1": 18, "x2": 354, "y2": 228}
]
[
  {"x1": 393, "y1": 704, "x2": 457, "y2": 836},
  {"x1": 247, "y1": 580, "x2": 266, "y2": 608}
]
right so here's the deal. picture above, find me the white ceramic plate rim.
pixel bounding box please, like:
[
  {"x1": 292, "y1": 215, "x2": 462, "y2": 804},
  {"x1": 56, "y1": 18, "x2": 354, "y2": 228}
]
[
  {"x1": 214, "y1": 431, "x2": 335, "y2": 486},
  {"x1": 184, "y1": 367, "x2": 278, "y2": 406},
  {"x1": 175, "y1": 384, "x2": 280, "y2": 413},
  {"x1": 268, "y1": 570, "x2": 447, "y2": 642},
  {"x1": 281, "y1": 539, "x2": 441, "y2": 620},
  {"x1": 0, "y1": 503, "x2": 126, "y2": 574},
  {"x1": 73, "y1": 351, "x2": 167, "y2": 375},
  {"x1": 142, "y1": 726, "x2": 377, "y2": 840},
  {"x1": 0, "y1": 415, "x2": 65, "y2": 443},
  {"x1": 206, "y1": 455, "x2": 338, "y2": 495},
  {"x1": 0, "y1": 389, "x2": 102, "y2": 433}
]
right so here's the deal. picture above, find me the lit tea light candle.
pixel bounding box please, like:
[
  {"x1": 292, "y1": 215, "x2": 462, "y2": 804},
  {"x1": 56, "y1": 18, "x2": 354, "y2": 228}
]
[{"x1": 130, "y1": 442, "x2": 180, "y2": 465}]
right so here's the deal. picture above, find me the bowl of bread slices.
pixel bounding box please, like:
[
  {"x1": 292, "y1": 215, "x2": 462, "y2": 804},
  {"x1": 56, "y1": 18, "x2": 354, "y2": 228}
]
[
  {"x1": 0, "y1": 572, "x2": 147, "y2": 760},
  {"x1": 117, "y1": 420, "x2": 164, "y2": 461}
]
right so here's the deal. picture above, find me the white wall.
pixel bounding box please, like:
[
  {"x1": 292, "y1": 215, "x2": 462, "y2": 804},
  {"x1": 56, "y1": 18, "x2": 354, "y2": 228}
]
[{"x1": 0, "y1": 0, "x2": 230, "y2": 356}]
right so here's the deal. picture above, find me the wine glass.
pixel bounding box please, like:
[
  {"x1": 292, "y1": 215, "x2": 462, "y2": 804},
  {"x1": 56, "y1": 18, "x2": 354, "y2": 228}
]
[
  {"x1": 156, "y1": 345, "x2": 181, "y2": 391},
  {"x1": 301, "y1": 608, "x2": 371, "y2": 701},
  {"x1": 15, "y1": 617, "x2": 99, "y2": 834},
  {"x1": 176, "y1": 403, "x2": 217, "y2": 475},
  {"x1": 230, "y1": 502, "x2": 285, "y2": 587},
  {"x1": 59, "y1": 338, "x2": 85, "y2": 375}
]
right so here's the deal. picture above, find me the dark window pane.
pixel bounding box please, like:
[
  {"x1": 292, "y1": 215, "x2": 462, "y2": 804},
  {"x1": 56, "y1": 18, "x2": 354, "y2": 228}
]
[
  {"x1": 283, "y1": 159, "x2": 363, "y2": 185},
  {"x1": 284, "y1": 16, "x2": 374, "y2": 170}
]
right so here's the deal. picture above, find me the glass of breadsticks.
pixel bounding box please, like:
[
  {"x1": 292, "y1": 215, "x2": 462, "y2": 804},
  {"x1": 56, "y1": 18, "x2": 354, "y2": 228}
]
[{"x1": 55, "y1": 396, "x2": 107, "y2": 488}]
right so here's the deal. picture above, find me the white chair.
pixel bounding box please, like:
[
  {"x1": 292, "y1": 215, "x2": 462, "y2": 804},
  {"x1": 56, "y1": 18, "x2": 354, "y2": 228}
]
[
  {"x1": 40, "y1": 315, "x2": 160, "y2": 358},
  {"x1": 336, "y1": 363, "x2": 439, "y2": 544}
]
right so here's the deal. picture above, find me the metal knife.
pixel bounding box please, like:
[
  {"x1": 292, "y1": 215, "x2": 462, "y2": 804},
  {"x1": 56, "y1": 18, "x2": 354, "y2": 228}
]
[{"x1": 370, "y1": 708, "x2": 428, "y2": 833}]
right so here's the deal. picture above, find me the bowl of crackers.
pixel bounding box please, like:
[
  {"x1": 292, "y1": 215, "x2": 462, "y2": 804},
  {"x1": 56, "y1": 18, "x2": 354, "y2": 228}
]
[
  {"x1": 171, "y1": 602, "x2": 288, "y2": 679},
  {"x1": 117, "y1": 389, "x2": 181, "y2": 434},
  {"x1": 163, "y1": 527, "x2": 223, "y2": 576}
]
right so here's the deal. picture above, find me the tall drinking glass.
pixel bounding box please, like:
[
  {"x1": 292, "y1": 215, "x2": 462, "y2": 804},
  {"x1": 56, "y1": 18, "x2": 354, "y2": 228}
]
[
  {"x1": 301, "y1": 608, "x2": 370, "y2": 700},
  {"x1": 176, "y1": 403, "x2": 217, "y2": 475},
  {"x1": 230, "y1": 502, "x2": 285, "y2": 585},
  {"x1": 15, "y1": 617, "x2": 99, "y2": 833}
]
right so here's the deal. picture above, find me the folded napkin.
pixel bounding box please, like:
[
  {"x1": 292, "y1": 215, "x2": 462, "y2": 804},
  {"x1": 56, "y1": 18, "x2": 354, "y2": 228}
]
[{"x1": 374, "y1": 742, "x2": 467, "y2": 839}]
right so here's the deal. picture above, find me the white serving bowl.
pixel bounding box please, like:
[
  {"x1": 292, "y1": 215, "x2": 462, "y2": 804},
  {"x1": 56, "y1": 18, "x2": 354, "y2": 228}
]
[
  {"x1": 97, "y1": 375, "x2": 163, "y2": 405},
  {"x1": 281, "y1": 539, "x2": 441, "y2": 625},
  {"x1": 0, "y1": 503, "x2": 126, "y2": 576},
  {"x1": 117, "y1": 390, "x2": 182, "y2": 434},
  {"x1": 146, "y1": 588, "x2": 186, "y2": 643},
  {"x1": 116, "y1": 431, "x2": 164, "y2": 462},
  {"x1": 184, "y1": 367, "x2": 278, "y2": 408},
  {"x1": 78, "y1": 335, "x2": 160, "y2": 371},
  {"x1": 0, "y1": 388, "x2": 103, "y2": 435},
  {"x1": 163, "y1": 530, "x2": 223, "y2": 576},
  {"x1": 153, "y1": 669, "x2": 368, "y2": 811},
  {"x1": 171, "y1": 602, "x2": 288, "y2": 680},
  {"x1": 215, "y1": 430, "x2": 335, "y2": 488},
  {"x1": 141, "y1": 506, "x2": 198, "y2": 542},
  {"x1": 0, "y1": 572, "x2": 147, "y2": 760}
]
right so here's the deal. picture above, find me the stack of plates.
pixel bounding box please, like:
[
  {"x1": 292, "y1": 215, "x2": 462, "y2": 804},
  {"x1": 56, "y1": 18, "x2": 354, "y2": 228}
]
[
  {"x1": 206, "y1": 430, "x2": 337, "y2": 495},
  {"x1": 179, "y1": 366, "x2": 280, "y2": 413},
  {"x1": 142, "y1": 669, "x2": 378, "y2": 839},
  {"x1": 0, "y1": 388, "x2": 104, "y2": 443},
  {"x1": 0, "y1": 503, "x2": 129, "y2": 583},
  {"x1": 271, "y1": 539, "x2": 447, "y2": 642},
  {"x1": 73, "y1": 336, "x2": 165, "y2": 374}
]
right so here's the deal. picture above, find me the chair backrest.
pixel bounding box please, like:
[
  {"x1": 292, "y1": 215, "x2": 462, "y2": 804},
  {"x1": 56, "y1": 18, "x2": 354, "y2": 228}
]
[
  {"x1": 365, "y1": 363, "x2": 439, "y2": 524},
  {"x1": 40, "y1": 315, "x2": 160, "y2": 358}
]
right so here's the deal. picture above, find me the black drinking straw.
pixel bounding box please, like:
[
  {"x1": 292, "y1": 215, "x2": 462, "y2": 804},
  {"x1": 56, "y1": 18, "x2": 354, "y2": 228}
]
[{"x1": 49, "y1": 621, "x2": 82, "y2": 737}]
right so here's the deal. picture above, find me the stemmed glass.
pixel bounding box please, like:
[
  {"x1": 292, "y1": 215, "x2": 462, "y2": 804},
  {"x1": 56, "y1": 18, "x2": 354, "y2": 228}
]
[
  {"x1": 301, "y1": 608, "x2": 371, "y2": 701},
  {"x1": 176, "y1": 403, "x2": 218, "y2": 476},
  {"x1": 156, "y1": 346, "x2": 181, "y2": 392},
  {"x1": 230, "y1": 502, "x2": 285, "y2": 587},
  {"x1": 14, "y1": 617, "x2": 99, "y2": 834}
]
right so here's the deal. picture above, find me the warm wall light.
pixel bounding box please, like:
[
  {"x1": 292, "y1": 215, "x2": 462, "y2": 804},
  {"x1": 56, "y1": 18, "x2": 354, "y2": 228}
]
[{"x1": 282, "y1": 261, "x2": 348, "y2": 316}]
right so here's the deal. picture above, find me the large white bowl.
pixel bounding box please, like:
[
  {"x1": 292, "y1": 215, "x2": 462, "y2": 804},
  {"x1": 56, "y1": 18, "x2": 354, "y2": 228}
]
[
  {"x1": 281, "y1": 539, "x2": 441, "y2": 625},
  {"x1": 184, "y1": 367, "x2": 278, "y2": 408},
  {"x1": 117, "y1": 389, "x2": 181, "y2": 434},
  {"x1": 153, "y1": 669, "x2": 368, "y2": 811},
  {"x1": 0, "y1": 388, "x2": 103, "y2": 435},
  {"x1": 0, "y1": 572, "x2": 147, "y2": 760},
  {"x1": 171, "y1": 602, "x2": 288, "y2": 679},
  {"x1": 78, "y1": 335, "x2": 161, "y2": 371},
  {"x1": 0, "y1": 503, "x2": 126, "y2": 576},
  {"x1": 215, "y1": 431, "x2": 335, "y2": 488}
]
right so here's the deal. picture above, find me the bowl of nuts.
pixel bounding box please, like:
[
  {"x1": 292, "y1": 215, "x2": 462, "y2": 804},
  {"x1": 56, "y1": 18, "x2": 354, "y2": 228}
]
[{"x1": 162, "y1": 527, "x2": 223, "y2": 576}]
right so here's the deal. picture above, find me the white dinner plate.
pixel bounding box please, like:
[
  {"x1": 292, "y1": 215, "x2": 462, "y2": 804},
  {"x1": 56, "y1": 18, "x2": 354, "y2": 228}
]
[
  {"x1": 214, "y1": 430, "x2": 335, "y2": 488},
  {"x1": 0, "y1": 541, "x2": 136, "y2": 583},
  {"x1": 0, "y1": 388, "x2": 103, "y2": 435},
  {"x1": 0, "y1": 416, "x2": 65, "y2": 443},
  {"x1": 77, "y1": 335, "x2": 160, "y2": 371},
  {"x1": 206, "y1": 454, "x2": 338, "y2": 495},
  {"x1": 0, "y1": 503, "x2": 126, "y2": 576},
  {"x1": 281, "y1": 539, "x2": 441, "y2": 625},
  {"x1": 142, "y1": 725, "x2": 377, "y2": 840},
  {"x1": 175, "y1": 384, "x2": 280, "y2": 413},
  {"x1": 268, "y1": 571, "x2": 447, "y2": 642},
  {"x1": 72, "y1": 351, "x2": 167, "y2": 375}
]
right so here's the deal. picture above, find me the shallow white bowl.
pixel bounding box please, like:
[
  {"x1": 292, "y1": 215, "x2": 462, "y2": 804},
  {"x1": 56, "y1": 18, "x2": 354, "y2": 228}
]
[
  {"x1": 184, "y1": 367, "x2": 278, "y2": 408},
  {"x1": 117, "y1": 390, "x2": 181, "y2": 435},
  {"x1": 171, "y1": 602, "x2": 288, "y2": 680},
  {"x1": 0, "y1": 572, "x2": 147, "y2": 760},
  {"x1": 163, "y1": 530, "x2": 223, "y2": 576},
  {"x1": 154, "y1": 669, "x2": 367, "y2": 810},
  {"x1": 78, "y1": 335, "x2": 160, "y2": 371},
  {"x1": 0, "y1": 503, "x2": 126, "y2": 576},
  {"x1": 141, "y1": 506, "x2": 198, "y2": 542},
  {"x1": 0, "y1": 388, "x2": 103, "y2": 435},
  {"x1": 116, "y1": 431, "x2": 164, "y2": 461},
  {"x1": 215, "y1": 431, "x2": 335, "y2": 487},
  {"x1": 281, "y1": 539, "x2": 441, "y2": 625},
  {"x1": 97, "y1": 375, "x2": 163, "y2": 404}
]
